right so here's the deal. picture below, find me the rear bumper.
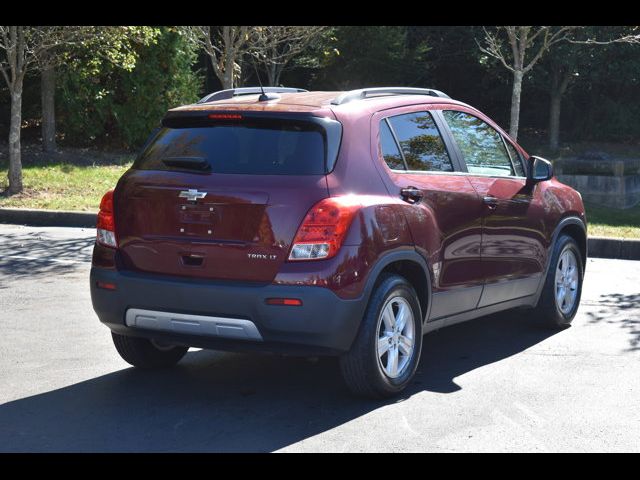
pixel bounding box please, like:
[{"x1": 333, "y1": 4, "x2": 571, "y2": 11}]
[{"x1": 90, "y1": 267, "x2": 368, "y2": 355}]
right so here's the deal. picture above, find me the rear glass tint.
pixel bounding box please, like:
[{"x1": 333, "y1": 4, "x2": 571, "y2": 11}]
[
  {"x1": 387, "y1": 112, "x2": 453, "y2": 172},
  {"x1": 379, "y1": 120, "x2": 405, "y2": 170},
  {"x1": 134, "y1": 119, "x2": 327, "y2": 175}
]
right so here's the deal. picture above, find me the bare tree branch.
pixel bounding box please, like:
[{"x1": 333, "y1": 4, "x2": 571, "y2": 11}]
[
  {"x1": 479, "y1": 25, "x2": 581, "y2": 139},
  {"x1": 249, "y1": 26, "x2": 328, "y2": 85},
  {"x1": 523, "y1": 26, "x2": 578, "y2": 73},
  {"x1": 478, "y1": 26, "x2": 515, "y2": 73},
  {"x1": 179, "y1": 26, "x2": 250, "y2": 89},
  {"x1": 569, "y1": 34, "x2": 640, "y2": 45}
]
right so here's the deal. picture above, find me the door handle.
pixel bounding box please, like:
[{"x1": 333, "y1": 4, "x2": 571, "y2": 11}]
[
  {"x1": 483, "y1": 195, "x2": 498, "y2": 210},
  {"x1": 400, "y1": 187, "x2": 424, "y2": 204}
]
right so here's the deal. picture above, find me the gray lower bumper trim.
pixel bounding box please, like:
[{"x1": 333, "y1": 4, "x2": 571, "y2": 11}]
[{"x1": 125, "y1": 308, "x2": 263, "y2": 341}]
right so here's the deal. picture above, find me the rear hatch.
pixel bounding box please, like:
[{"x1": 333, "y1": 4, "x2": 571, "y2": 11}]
[{"x1": 114, "y1": 111, "x2": 342, "y2": 283}]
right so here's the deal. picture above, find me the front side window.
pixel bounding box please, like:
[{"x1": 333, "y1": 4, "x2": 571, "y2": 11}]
[
  {"x1": 386, "y1": 112, "x2": 453, "y2": 172},
  {"x1": 504, "y1": 139, "x2": 526, "y2": 177},
  {"x1": 443, "y1": 110, "x2": 514, "y2": 177}
]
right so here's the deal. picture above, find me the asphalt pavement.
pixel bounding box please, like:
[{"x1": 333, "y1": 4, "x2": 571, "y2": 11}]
[{"x1": 0, "y1": 224, "x2": 638, "y2": 452}]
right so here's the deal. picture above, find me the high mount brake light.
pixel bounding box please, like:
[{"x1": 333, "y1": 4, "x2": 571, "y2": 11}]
[
  {"x1": 96, "y1": 189, "x2": 117, "y2": 248},
  {"x1": 207, "y1": 113, "x2": 243, "y2": 120},
  {"x1": 288, "y1": 197, "x2": 362, "y2": 261}
]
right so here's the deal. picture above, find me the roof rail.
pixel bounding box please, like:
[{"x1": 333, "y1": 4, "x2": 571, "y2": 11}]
[
  {"x1": 331, "y1": 87, "x2": 450, "y2": 106},
  {"x1": 197, "y1": 87, "x2": 308, "y2": 104}
]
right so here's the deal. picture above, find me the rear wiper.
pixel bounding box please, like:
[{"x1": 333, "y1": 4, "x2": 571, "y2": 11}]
[{"x1": 162, "y1": 157, "x2": 210, "y2": 171}]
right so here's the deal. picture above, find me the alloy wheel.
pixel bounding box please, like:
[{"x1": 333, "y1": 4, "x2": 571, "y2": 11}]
[
  {"x1": 555, "y1": 248, "x2": 579, "y2": 315},
  {"x1": 376, "y1": 296, "x2": 416, "y2": 379}
]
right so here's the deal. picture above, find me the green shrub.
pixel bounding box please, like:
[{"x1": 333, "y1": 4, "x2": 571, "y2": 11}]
[{"x1": 58, "y1": 27, "x2": 203, "y2": 150}]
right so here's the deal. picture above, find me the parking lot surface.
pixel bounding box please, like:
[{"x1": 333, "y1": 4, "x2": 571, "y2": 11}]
[{"x1": 1, "y1": 224, "x2": 638, "y2": 452}]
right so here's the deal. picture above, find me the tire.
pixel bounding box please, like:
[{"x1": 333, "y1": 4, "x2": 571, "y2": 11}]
[
  {"x1": 529, "y1": 234, "x2": 584, "y2": 329},
  {"x1": 340, "y1": 274, "x2": 423, "y2": 398},
  {"x1": 111, "y1": 332, "x2": 188, "y2": 369}
]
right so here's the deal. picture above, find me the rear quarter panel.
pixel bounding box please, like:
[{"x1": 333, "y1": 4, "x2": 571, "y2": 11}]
[
  {"x1": 273, "y1": 199, "x2": 415, "y2": 300},
  {"x1": 273, "y1": 107, "x2": 419, "y2": 300}
]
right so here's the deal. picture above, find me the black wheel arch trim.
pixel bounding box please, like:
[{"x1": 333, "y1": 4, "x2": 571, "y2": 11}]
[
  {"x1": 533, "y1": 215, "x2": 587, "y2": 304},
  {"x1": 360, "y1": 248, "x2": 433, "y2": 325}
]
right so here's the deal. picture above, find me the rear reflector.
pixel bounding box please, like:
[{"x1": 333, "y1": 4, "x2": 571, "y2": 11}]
[
  {"x1": 96, "y1": 281, "x2": 117, "y2": 291},
  {"x1": 265, "y1": 298, "x2": 303, "y2": 306}
]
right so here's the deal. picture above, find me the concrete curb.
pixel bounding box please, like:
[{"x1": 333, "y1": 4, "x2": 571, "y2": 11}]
[
  {"x1": 1, "y1": 207, "x2": 639, "y2": 260},
  {"x1": 0, "y1": 207, "x2": 96, "y2": 228},
  {"x1": 588, "y1": 236, "x2": 640, "y2": 261}
]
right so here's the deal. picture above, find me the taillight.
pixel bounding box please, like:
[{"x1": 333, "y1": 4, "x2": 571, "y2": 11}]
[
  {"x1": 96, "y1": 189, "x2": 117, "y2": 248},
  {"x1": 288, "y1": 196, "x2": 362, "y2": 261}
]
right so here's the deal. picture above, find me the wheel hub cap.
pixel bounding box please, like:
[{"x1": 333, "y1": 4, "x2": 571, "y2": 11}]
[
  {"x1": 377, "y1": 296, "x2": 415, "y2": 379},
  {"x1": 555, "y1": 248, "x2": 579, "y2": 315}
]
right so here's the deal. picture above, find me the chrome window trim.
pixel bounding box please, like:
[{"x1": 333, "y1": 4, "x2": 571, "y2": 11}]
[
  {"x1": 502, "y1": 135, "x2": 527, "y2": 177},
  {"x1": 388, "y1": 168, "x2": 527, "y2": 180},
  {"x1": 499, "y1": 134, "x2": 518, "y2": 176}
]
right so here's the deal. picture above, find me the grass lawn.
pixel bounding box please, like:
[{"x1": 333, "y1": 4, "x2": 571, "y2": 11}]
[
  {"x1": 0, "y1": 161, "x2": 132, "y2": 211},
  {"x1": 1, "y1": 151, "x2": 639, "y2": 239},
  {"x1": 585, "y1": 202, "x2": 640, "y2": 239}
]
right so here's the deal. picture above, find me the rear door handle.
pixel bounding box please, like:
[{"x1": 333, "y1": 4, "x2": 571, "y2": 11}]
[
  {"x1": 400, "y1": 187, "x2": 424, "y2": 204},
  {"x1": 483, "y1": 195, "x2": 498, "y2": 210}
]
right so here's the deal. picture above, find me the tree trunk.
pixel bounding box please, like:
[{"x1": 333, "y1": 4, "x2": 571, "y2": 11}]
[
  {"x1": 224, "y1": 52, "x2": 234, "y2": 89},
  {"x1": 509, "y1": 69, "x2": 524, "y2": 140},
  {"x1": 273, "y1": 64, "x2": 283, "y2": 87},
  {"x1": 8, "y1": 83, "x2": 24, "y2": 194},
  {"x1": 212, "y1": 55, "x2": 233, "y2": 89},
  {"x1": 222, "y1": 68, "x2": 232, "y2": 89},
  {"x1": 235, "y1": 57, "x2": 244, "y2": 87},
  {"x1": 210, "y1": 58, "x2": 231, "y2": 90},
  {"x1": 41, "y1": 65, "x2": 57, "y2": 152},
  {"x1": 549, "y1": 91, "x2": 562, "y2": 152},
  {"x1": 548, "y1": 68, "x2": 572, "y2": 152},
  {"x1": 266, "y1": 62, "x2": 277, "y2": 86}
]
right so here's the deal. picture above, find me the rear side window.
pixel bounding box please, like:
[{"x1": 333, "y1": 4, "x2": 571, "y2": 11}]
[
  {"x1": 442, "y1": 110, "x2": 514, "y2": 177},
  {"x1": 134, "y1": 118, "x2": 328, "y2": 175},
  {"x1": 379, "y1": 120, "x2": 405, "y2": 170},
  {"x1": 386, "y1": 112, "x2": 453, "y2": 172}
]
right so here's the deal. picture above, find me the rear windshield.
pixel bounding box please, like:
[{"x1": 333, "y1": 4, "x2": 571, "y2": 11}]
[{"x1": 134, "y1": 118, "x2": 328, "y2": 175}]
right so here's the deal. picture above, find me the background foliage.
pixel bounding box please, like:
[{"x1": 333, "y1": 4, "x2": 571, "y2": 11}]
[
  {"x1": 55, "y1": 27, "x2": 202, "y2": 149},
  {"x1": 0, "y1": 25, "x2": 638, "y2": 152}
]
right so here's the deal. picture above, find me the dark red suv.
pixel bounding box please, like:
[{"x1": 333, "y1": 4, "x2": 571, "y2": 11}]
[{"x1": 90, "y1": 86, "x2": 587, "y2": 398}]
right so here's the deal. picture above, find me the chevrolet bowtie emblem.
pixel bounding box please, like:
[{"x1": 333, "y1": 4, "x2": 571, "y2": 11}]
[{"x1": 179, "y1": 189, "x2": 207, "y2": 202}]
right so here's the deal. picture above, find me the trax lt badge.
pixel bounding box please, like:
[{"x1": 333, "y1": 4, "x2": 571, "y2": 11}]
[
  {"x1": 247, "y1": 253, "x2": 278, "y2": 261},
  {"x1": 179, "y1": 189, "x2": 207, "y2": 202}
]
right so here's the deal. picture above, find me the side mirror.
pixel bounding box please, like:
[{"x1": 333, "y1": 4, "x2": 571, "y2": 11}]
[{"x1": 527, "y1": 156, "x2": 554, "y2": 184}]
